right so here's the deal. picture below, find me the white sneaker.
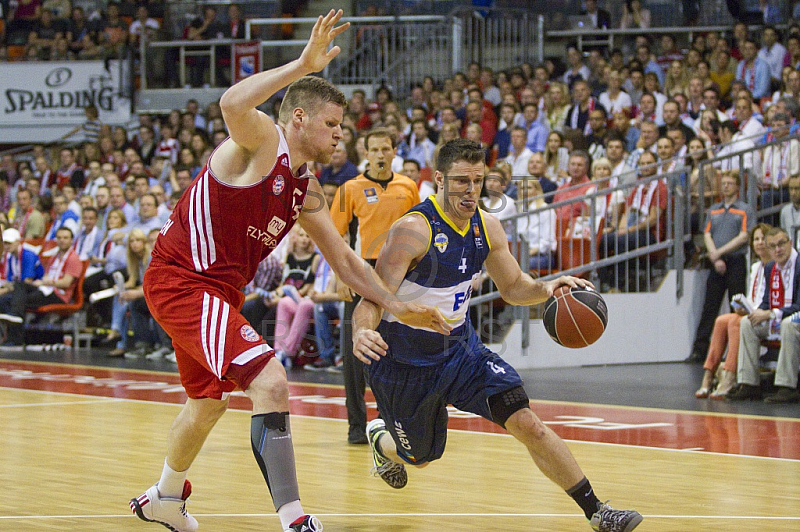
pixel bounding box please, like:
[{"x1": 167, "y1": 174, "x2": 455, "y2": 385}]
[
  {"x1": 145, "y1": 346, "x2": 172, "y2": 360},
  {"x1": 130, "y1": 480, "x2": 198, "y2": 532},
  {"x1": 164, "y1": 351, "x2": 177, "y2": 364}
]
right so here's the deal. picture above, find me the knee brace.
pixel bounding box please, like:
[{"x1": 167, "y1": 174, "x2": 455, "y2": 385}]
[
  {"x1": 250, "y1": 412, "x2": 300, "y2": 511},
  {"x1": 488, "y1": 386, "x2": 530, "y2": 428}
]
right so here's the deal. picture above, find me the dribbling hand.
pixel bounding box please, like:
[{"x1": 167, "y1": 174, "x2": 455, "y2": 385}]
[{"x1": 299, "y1": 9, "x2": 350, "y2": 73}]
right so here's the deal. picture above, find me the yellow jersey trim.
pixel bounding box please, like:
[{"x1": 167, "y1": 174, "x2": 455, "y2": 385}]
[{"x1": 431, "y1": 196, "x2": 470, "y2": 237}]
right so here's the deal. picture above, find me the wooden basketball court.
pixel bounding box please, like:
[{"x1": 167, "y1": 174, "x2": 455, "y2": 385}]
[{"x1": 1, "y1": 360, "x2": 799, "y2": 531}]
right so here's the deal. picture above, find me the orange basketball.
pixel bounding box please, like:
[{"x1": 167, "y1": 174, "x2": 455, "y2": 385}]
[{"x1": 542, "y1": 285, "x2": 608, "y2": 348}]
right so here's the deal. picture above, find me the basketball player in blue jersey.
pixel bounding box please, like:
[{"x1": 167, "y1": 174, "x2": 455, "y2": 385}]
[{"x1": 352, "y1": 139, "x2": 643, "y2": 532}]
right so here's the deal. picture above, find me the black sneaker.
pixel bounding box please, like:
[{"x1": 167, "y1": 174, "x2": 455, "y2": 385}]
[
  {"x1": 764, "y1": 386, "x2": 800, "y2": 403},
  {"x1": 366, "y1": 418, "x2": 407, "y2": 489},
  {"x1": 590, "y1": 501, "x2": 643, "y2": 531},
  {"x1": 726, "y1": 383, "x2": 762, "y2": 401},
  {"x1": 285, "y1": 514, "x2": 322, "y2": 532}
]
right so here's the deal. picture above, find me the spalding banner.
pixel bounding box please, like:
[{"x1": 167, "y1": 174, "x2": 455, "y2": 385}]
[{"x1": 0, "y1": 60, "x2": 131, "y2": 126}]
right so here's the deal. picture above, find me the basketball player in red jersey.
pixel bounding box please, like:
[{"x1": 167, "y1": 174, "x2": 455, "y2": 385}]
[{"x1": 129, "y1": 11, "x2": 449, "y2": 532}]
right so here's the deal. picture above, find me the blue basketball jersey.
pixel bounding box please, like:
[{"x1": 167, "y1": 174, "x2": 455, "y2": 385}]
[{"x1": 378, "y1": 196, "x2": 492, "y2": 365}]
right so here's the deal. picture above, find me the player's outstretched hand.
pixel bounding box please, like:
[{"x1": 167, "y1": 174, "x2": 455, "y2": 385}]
[
  {"x1": 544, "y1": 276, "x2": 594, "y2": 298},
  {"x1": 298, "y1": 9, "x2": 350, "y2": 73},
  {"x1": 353, "y1": 329, "x2": 388, "y2": 364},
  {"x1": 393, "y1": 303, "x2": 452, "y2": 335}
]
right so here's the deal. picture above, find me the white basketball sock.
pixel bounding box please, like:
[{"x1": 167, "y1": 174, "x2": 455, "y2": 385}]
[
  {"x1": 158, "y1": 458, "x2": 188, "y2": 499},
  {"x1": 277, "y1": 500, "x2": 304, "y2": 529}
]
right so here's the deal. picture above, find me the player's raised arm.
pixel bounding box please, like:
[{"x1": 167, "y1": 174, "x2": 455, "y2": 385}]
[
  {"x1": 219, "y1": 9, "x2": 349, "y2": 153},
  {"x1": 482, "y1": 213, "x2": 591, "y2": 306},
  {"x1": 299, "y1": 179, "x2": 450, "y2": 335}
]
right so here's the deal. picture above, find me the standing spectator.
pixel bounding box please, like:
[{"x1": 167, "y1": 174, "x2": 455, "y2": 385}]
[
  {"x1": 758, "y1": 26, "x2": 787, "y2": 86},
  {"x1": 27, "y1": 8, "x2": 64, "y2": 59},
  {"x1": 736, "y1": 39, "x2": 771, "y2": 100},
  {"x1": 186, "y1": 6, "x2": 224, "y2": 87},
  {"x1": 97, "y1": 2, "x2": 129, "y2": 59},
  {"x1": 128, "y1": 5, "x2": 159, "y2": 48},
  {"x1": 580, "y1": 0, "x2": 611, "y2": 29},
  {"x1": 0, "y1": 227, "x2": 81, "y2": 347},
  {"x1": 689, "y1": 171, "x2": 754, "y2": 361},
  {"x1": 729, "y1": 227, "x2": 800, "y2": 402},
  {"x1": 330, "y1": 128, "x2": 420, "y2": 445}
]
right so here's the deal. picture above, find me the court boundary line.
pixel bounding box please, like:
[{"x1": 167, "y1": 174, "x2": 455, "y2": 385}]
[
  {"x1": 4, "y1": 386, "x2": 800, "y2": 464},
  {"x1": 2, "y1": 358, "x2": 798, "y2": 423},
  {"x1": 0, "y1": 512, "x2": 798, "y2": 521}
]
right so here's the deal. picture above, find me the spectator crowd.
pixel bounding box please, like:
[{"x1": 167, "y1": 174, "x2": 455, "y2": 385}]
[{"x1": 2, "y1": 5, "x2": 800, "y2": 402}]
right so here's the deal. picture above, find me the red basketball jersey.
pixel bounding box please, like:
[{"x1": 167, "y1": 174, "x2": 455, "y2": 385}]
[{"x1": 152, "y1": 128, "x2": 309, "y2": 291}]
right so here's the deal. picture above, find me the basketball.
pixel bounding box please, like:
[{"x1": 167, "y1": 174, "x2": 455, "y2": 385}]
[{"x1": 542, "y1": 285, "x2": 608, "y2": 348}]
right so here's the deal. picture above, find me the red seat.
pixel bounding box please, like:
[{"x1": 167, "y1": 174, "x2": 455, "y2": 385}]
[{"x1": 30, "y1": 260, "x2": 90, "y2": 352}]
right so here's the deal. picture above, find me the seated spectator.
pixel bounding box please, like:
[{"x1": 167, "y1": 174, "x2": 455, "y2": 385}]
[
  {"x1": 545, "y1": 82, "x2": 571, "y2": 134},
  {"x1": 626, "y1": 120, "x2": 659, "y2": 168},
  {"x1": 131, "y1": 193, "x2": 162, "y2": 234},
  {"x1": 562, "y1": 45, "x2": 591, "y2": 87},
  {"x1": 28, "y1": 8, "x2": 64, "y2": 59},
  {"x1": 729, "y1": 227, "x2": 800, "y2": 402},
  {"x1": 759, "y1": 112, "x2": 798, "y2": 226},
  {"x1": 758, "y1": 26, "x2": 786, "y2": 87},
  {"x1": 241, "y1": 254, "x2": 283, "y2": 344},
  {"x1": 553, "y1": 151, "x2": 597, "y2": 237},
  {"x1": 586, "y1": 108, "x2": 609, "y2": 162},
  {"x1": 686, "y1": 137, "x2": 718, "y2": 234},
  {"x1": 524, "y1": 152, "x2": 557, "y2": 203},
  {"x1": 272, "y1": 227, "x2": 320, "y2": 366},
  {"x1": 493, "y1": 103, "x2": 518, "y2": 160},
  {"x1": 591, "y1": 157, "x2": 625, "y2": 235},
  {"x1": 780, "y1": 176, "x2": 800, "y2": 241},
  {"x1": 516, "y1": 179, "x2": 556, "y2": 271},
  {"x1": 0, "y1": 171, "x2": 11, "y2": 213},
  {"x1": 0, "y1": 227, "x2": 44, "y2": 289},
  {"x1": 7, "y1": 0, "x2": 42, "y2": 45},
  {"x1": 304, "y1": 256, "x2": 346, "y2": 371},
  {"x1": 401, "y1": 159, "x2": 434, "y2": 199},
  {"x1": 505, "y1": 127, "x2": 534, "y2": 179},
  {"x1": 599, "y1": 151, "x2": 667, "y2": 287},
  {"x1": 565, "y1": 80, "x2": 606, "y2": 136},
  {"x1": 658, "y1": 35, "x2": 684, "y2": 73},
  {"x1": 619, "y1": 0, "x2": 651, "y2": 30},
  {"x1": 46, "y1": 193, "x2": 80, "y2": 241},
  {"x1": 128, "y1": 5, "x2": 159, "y2": 48},
  {"x1": 318, "y1": 141, "x2": 358, "y2": 187},
  {"x1": 736, "y1": 39, "x2": 771, "y2": 101},
  {"x1": 107, "y1": 228, "x2": 149, "y2": 356},
  {"x1": 11, "y1": 189, "x2": 45, "y2": 240},
  {"x1": 72, "y1": 206, "x2": 100, "y2": 261},
  {"x1": 695, "y1": 223, "x2": 772, "y2": 399},
  {"x1": 97, "y1": 2, "x2": 129, "y2": 59},
  {"x1": 655, "y1": 136, "x2": 686, "y2": 176},
  {"x1": 0, "y1": 227, "x2": 81, "y2": 347},
  {"x1": 480, "y1": 166, "x2": 517, "y2": 240},
  {"x1": 407, "y1": 119, "x2": 436, "y2": 169},
  {"x1": 543, "y1": 131, "x2": 570, "y2": 185},
  {"x1": 84, "y1": 207, "x2": 127, "y2": 326}
]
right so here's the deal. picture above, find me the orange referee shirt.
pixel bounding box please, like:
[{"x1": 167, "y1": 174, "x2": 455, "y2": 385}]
[{"x1": 330, "y1": 172, "x2": 421, "y2": 260}]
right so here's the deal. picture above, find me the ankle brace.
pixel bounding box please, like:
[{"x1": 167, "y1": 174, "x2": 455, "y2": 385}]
[{"x1": 251, "y1": 412, "x2": 300, "y2": 510}]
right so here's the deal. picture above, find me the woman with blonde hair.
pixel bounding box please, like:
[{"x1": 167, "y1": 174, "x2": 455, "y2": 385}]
[
  {"x1": 590, "y1": 157, "x2": 625, "y2": 235},
  {"x1": 664, "y1": 60, "x2": 689, "y2": 98},
  {"x1": 107, "y1": 228, "x2": 150, "y2": 357},
  {"x1": 545, "y1": 82, "x2": 570, "y2": 133}
]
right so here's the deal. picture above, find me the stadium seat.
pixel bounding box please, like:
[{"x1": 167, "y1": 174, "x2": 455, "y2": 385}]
[{"x1": 28, "y1": 260, "x2": 91, "y2": 352}]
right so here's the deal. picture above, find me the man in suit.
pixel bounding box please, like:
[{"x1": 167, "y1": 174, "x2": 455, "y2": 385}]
[
  {"x1": 581, "y1": 0, "x2": 611, "y2": 30},
  {"x1": 729, "y1": 227, "x2": 800, "y2": 402}
]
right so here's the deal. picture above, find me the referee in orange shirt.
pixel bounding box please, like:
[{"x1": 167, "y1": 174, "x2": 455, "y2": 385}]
[{"x1": 330, "y1": 127, "x2": 421, "y2": 444}]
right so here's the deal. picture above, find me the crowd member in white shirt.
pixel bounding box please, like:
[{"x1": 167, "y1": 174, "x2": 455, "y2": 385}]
[
  {"x1": 760, "y1": 112, "x2": 800, "y2": 225},
  {"x1": 605, "y1": 134, "x2": 636, "y2": 187},
  {"x1": 780, "y1": 176, "x2": 800, "y2": 244},
  {"x1": 401, "y1": 159, "x2": 435, "y2": 200},
  {"x1": 772, "y1": 68, "x2": 800, "y2": 105},
  {"x1": 598, "y1": 69, "x2": 633, "y2": 115},
  {"x1": 481, "y1": 166, "x2": 517, "y2": 240},
  {"x1": 72, "y1": 207, "x2": 100, "y2": 261},
  {"x1": 516, "y1": 178, "x2": 556, "y2": 271},
  {"x1": 757, "y1": 26, "x2": 787, "y2": 86},
  {"x1": 734, "y1": 96, "x2": 766, "y2": 141},
  {"x1": 505, "y1": 127, "x2": 534, "y2": 179}
]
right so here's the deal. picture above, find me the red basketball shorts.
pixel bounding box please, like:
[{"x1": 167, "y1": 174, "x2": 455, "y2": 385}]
[{"x1": 144, "y1": 263, "x2": 274, "y2": 400}]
